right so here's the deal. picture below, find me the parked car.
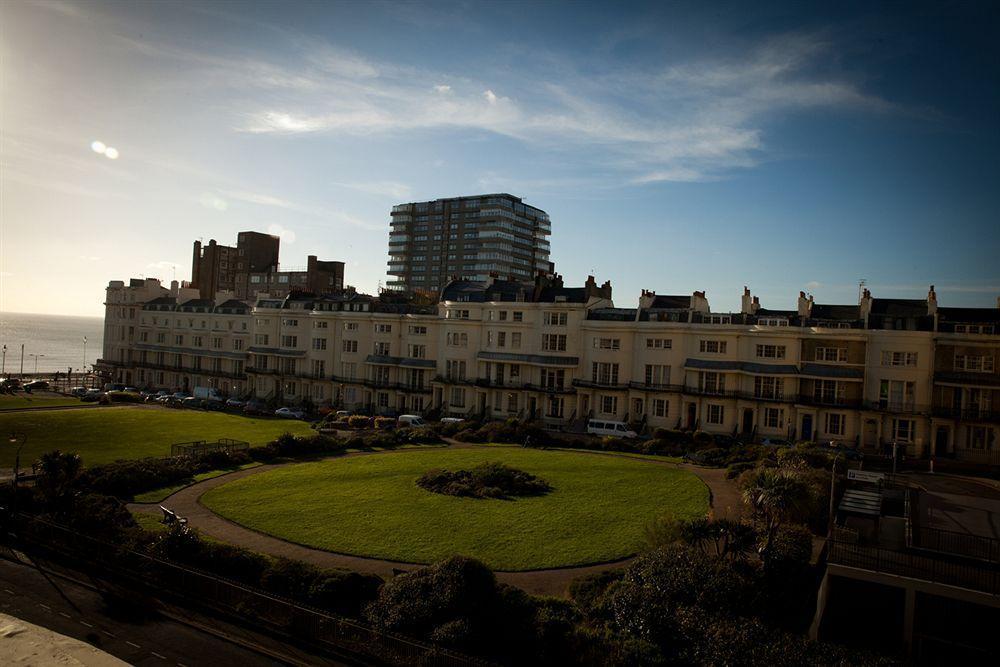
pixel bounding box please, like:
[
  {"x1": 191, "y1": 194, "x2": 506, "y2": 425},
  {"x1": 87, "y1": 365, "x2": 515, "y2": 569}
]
[
  {"x1": 155, "y1": 394, "x2": 173, "y2": 403},
  {"x1": 123, "y1": 386, "x2": 138, "y2": 393},
  {"x1": 586, "y1": 419, "x2": 638, "y2": 439},
  {"x1": 225, "y1": 398, "x2": 246, "y2": 409},
  {"x1": 173, "y1": 391, "x2": 191, "y2": 400},
  {"x1": 440, "y1": 417, "x2": 465, "y2": 424},
  {"x1": 275, "y1": 407, "x2": 306, "y2": 419},
  {"x1": 825, "y1": 441, "x2": 864, "y2": 461},
  {"x1": 69, "y1": 386, "x2": 89, "y2": 397},
  {"x1": 0, "y1": 378, "x2": 22, "y2": 393},
  {"x1": 335, "y1": 410, "x2": 351, "y2": 418},
  {"x1": 80, "y1": 389, "x2": 104, "y2": 402},
  {"x1": 182, "y1": 396, "x2": 203, "y2": 409},
  {"x1": 397, "y1": 414, "x2": 427, "y2": 427},
  {"x1": 23, "y1": 380, "x2": 50, "y2": 392},
  {"x1": 243, "y1": 399, "x2": 268, "y2": 415},
  {"x1": 203, "y1": 399, "x2": 226, "y2": 411}
]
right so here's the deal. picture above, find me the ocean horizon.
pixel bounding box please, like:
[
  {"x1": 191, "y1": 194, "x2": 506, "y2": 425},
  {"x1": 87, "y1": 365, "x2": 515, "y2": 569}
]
[{"x1": 0, "y1": 311, "x2": 104, "y2": 374}]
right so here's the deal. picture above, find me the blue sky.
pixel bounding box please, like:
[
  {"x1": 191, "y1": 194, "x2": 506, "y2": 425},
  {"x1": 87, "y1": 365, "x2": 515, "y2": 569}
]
[{"x1": 2, "y1": 0, "x2": 998, "y2": 316}]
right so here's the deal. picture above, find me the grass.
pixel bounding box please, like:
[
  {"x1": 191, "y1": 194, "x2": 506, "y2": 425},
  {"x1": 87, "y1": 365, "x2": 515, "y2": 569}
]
[
  {"x1": 133, "y1": 462, "x2": 263, "y2": 503},
  {"x1": 0, "y1": 393, "x2": 85, "y2": 410},
  {"x1": 132, "y1": 510, "x2": 169, "y2": 533},
  {"x1": 202, "y1": 448, "x2": 709, "y2": 571},
  {"x1": 0, "y1": 407, "x2": 313, "y2": 467}
]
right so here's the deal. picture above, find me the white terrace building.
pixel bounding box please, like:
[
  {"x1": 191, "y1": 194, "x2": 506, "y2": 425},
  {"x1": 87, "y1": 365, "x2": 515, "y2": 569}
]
[{"x1": 100, "y1": 277, "x2": 1000, "y2": 464}]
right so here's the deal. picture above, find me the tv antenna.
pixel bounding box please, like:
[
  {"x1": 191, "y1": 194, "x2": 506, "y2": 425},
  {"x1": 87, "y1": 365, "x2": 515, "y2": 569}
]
[{"x1": 858, "y1": 278, "x2": 867, "y2": 304}]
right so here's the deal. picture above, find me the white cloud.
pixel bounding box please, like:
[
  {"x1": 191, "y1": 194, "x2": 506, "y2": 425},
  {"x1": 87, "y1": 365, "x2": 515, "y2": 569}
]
[
  {"x1": 331, "y1": 181, "x2": 412, "y2": 199},
  {"x1": 805, "y1": 281, "x2": 822, "y2": 290},
  {"x1": 267, "y1": 223, "x2": 296, "y2": 244},
  {"x1": 221, "y1": 32, "x2": 895, "y2": 184},
  {"x1": 199, "y1": 192, "x2": 229, "y2": 211}
]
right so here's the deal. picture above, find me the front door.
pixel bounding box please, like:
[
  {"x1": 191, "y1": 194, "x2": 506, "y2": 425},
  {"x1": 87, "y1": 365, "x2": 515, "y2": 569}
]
[
  {"x1": 864, "y1": 419, "x2": 879, "y2": 449},
  {"x1": 742, "y1": 408, "x2": 754, "y2": 435},
  {"x1": 801, "y1": 414, "x2": 813, "y2": 442},
  {"x1": 686, "y1": 402, "x2": 697, "y2": 429},
  {"x1": 935, "y1": 426, "x2": 950, "y2": 456}
]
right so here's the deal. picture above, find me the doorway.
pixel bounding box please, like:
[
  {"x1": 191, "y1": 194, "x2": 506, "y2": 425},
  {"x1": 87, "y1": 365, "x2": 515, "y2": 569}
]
[
  {"x1": 935, "y1": 426, "x2": 950, "y2": 456},
  {"x1": 801, "y1": 414, "x2": 813, "y2": 441},
  {"x1": 742, "y1": 408, "x2": 754, "y2": 435},
  {"x1": 864, "y1": 419, "x2": 879, "y2": 449},
  {"x1": 686, "y1": 403, "x2": 697, "y2": 430}
]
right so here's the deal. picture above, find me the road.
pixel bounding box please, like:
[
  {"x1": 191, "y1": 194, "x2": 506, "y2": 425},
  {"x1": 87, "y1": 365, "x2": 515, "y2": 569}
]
[{"x1": 0, "y1": 555, "x2": 345, "y2": 666}]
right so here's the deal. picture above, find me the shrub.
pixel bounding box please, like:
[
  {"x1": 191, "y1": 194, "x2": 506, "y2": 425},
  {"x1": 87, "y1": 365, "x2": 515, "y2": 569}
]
[
  {"x1": 393, "y1": 426, "x2": 443, "y2": 445},
  {"x1": 374, "y1": 416, "x2": 396, "y2": 430},
  {"x1": 365, "y1": 556, "x2": 500, "y2": 647},
  {"x1": 308, "y1": 570, "x2": 383, "y2": 617},
  {"x1": 777, "y1": 446, "x2": 833, "y2": 469},
  {"x1": 348, "y1": 415, "x2": 371, "y2": 429},
  {"x1": 725, "y1": 461, "x2": 756, "y2": 479},
  {"x1": 692, "y1": 431, "x2": 714, "y2": 447},
  {"x1": 417, "y1": 462, "x2": 551, "y2": 499}
]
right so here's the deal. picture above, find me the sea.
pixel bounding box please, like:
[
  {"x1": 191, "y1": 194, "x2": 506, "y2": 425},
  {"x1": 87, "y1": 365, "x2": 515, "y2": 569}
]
[{"x1": 0, "y1": 312, "x2": 104, "y2": 375}]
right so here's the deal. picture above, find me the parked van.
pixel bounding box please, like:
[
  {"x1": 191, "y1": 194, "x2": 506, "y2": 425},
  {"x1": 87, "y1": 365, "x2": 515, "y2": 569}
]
[
  {"x1": 587, "y1": 420, "x2": 638, "y2": 439},
  {"x1": 440, "y1": 417, "x2": 465, "y2": 424},
  {"x1": 397, "y1": 414, "x2": 427, "y2": 427}
]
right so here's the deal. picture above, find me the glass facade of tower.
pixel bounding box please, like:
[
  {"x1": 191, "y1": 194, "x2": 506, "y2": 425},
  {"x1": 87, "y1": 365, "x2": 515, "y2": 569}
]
[{"x1": 386, "y1": 194, "x2": 553, "y2": 292}]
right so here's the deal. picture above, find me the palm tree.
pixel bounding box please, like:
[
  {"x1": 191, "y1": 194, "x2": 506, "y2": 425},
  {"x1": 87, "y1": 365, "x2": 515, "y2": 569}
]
[
  {"x1": 680, "y1": 517, "x2": 757, "y2": 560},
  {"x1": 740, "y1": 468, "x2": 813, "y2": 560}
]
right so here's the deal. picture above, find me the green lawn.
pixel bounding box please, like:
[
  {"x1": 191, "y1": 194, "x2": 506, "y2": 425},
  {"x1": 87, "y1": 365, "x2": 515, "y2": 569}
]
[
  {"x1": 0, "y1": 407, "x2": 313, "y2": 467},
  {"x1": 0, "y1": 393, "x2": 84, "y2": 410},
  {"x1": 133, "y1": 462, "x2": 263, "y2": 503},
  {"x1": 202, "y1": 448, "x2": 709, "y2": 571}
]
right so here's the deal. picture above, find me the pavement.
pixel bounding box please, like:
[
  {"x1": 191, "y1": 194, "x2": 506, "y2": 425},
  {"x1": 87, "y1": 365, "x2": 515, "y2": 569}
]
[
  {"x1": 131, "y1": 442, "x2": 742, "y2": 597},
  {"x1": 0, "y1": 556, "x2": 294, "y2": 666}
]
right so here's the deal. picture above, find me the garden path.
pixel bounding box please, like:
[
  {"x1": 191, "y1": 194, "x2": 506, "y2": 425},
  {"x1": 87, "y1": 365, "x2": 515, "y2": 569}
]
[{"x1": 129, "y1": 442, "x2": 743, "y2": 597}]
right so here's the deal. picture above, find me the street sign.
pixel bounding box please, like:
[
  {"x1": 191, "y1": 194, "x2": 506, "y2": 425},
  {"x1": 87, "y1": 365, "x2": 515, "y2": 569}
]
[{"x1": 848, "y1": 469, "x2": 885, "y2": 484}]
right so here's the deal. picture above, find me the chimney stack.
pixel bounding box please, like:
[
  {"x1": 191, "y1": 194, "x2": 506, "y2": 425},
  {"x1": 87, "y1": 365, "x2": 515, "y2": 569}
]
[
  {"x1": 927, "y1": 285, "x2": 938, "y2": 315},
  {"x1": 797, "y1": 291, "x2": 811, "y2": 317},
  {"x1": 741, "y1": 286, "x2": 753, "y2": 315},
  {"x1": 860, "y1": 288, "x2": 873, "y2": 319}
]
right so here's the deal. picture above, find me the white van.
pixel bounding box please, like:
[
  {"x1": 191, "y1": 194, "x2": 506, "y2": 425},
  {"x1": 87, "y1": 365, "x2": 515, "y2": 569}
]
[
  {"x1": 587, "y1": 420, "x2": 638, "y2": 439},
  {"x1": 397, "y1": 414, "x2": 427, "y2": 427}
]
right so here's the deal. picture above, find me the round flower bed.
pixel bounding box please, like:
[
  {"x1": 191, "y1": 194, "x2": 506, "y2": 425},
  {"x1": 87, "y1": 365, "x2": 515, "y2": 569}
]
[{"x1": 416, "y1": 461, "x2": 552, "y2": 499}]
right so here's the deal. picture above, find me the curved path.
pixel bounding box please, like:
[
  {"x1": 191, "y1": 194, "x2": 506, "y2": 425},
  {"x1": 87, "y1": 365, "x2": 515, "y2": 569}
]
[{"x1": 129, "y1": 443, "x2": 742, "y2": 597}]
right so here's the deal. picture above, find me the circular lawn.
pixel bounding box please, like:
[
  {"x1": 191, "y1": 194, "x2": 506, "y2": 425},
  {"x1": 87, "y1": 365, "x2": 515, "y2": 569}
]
[{"x1": 201, "y1": 447, "x2": 709, "y2": 571}]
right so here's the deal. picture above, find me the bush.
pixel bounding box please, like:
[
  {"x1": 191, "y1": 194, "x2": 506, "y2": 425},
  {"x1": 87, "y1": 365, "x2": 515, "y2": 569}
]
[
  {"x1": 417, "y1": 462, "x2": 551, "y2": 499},
  {"x1": 374, "y1": 416, "x2": 396, "y2": 430},
  {"x1": 309, "y1": 570, "x2": 383, "y2": 617},
  {"x1": 99, "y1": 391, "x2": 143, "y2": 404},
  {"x1": 726, "y1": 461, "x2": 756, "y2": 479},
  {"x1": 692, "y1": 431, "x2": 714, "y2": 447},
  {"x1": 347, "y1": 415, "x2": 371, "y2": 429},
  {"x1": 777, "y1": 446, "x2": 833, "y2": 469}
]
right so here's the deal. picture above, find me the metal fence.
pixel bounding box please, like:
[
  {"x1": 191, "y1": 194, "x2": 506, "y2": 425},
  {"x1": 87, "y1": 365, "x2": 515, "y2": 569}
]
[
  {"x1": 827, "y1": 539, "x2": 1000, "y2": 596},
  {"x1": 6, "y1": 514, "x2": 491, "y2": 667},
  {"x1": 911, "y1": 525, "x2": 1000, "y2": 563},
  {"x1": 170, "y1": 439, "x2": 250, "y2": 457}
]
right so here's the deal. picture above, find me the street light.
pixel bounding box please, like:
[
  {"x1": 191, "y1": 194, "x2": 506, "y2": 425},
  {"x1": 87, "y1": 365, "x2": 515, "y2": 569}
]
[
  {"x1": 29, "y1": 354, "x2": 45, "y2": 375},
  {"x1": 8, "y1": 432, "x2": 27, "y2": 515},
  {"x1": 1, "y1": 345, "x2": 6, "y2": 376}
]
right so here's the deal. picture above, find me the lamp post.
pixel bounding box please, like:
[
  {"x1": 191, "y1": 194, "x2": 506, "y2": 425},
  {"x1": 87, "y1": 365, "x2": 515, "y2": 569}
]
[
  {"x1": 828, "y1": 452, "x2": 842, "y2": 532},
  {"x1": 83, "y1": 336, "x2": 88, "y2": 374},
  {"x1": 29, "y1": 354, "x2": 45, "y2": 375},
  {"x1": 8, "y1": 432, "x2": 27, "y2": 515},
  {"x1": 2, "y1": 345, "x2": 6, "y2": 375}
]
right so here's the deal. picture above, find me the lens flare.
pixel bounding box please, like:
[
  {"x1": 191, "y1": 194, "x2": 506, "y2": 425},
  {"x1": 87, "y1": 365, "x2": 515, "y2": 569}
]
[
  {"x1": 104, "y1": 147, "x2": 119, "y2": 159},
  {"x1": 91, "y1": 140, "x2": 106, "y2": 154}
]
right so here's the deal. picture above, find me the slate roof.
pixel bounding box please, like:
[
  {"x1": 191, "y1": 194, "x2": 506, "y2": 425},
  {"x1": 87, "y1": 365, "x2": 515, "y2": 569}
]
[
  {"x1": 649, "y1": 295, "x2": 692, "y2": 309},
  {"x1": 937, "y1": 307, "x2": 1000, "y2": 324},
  {"x1": 870, "y1": 298, "x2": 927, "y2": 317},
  {"x1": 810, "y1": 304, "x2": 860, "y2": 320}
]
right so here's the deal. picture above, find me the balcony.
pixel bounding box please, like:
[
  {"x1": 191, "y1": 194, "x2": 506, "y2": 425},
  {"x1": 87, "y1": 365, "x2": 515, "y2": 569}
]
[
  {"x1": 572, "y1": 379, "x2": 630, "y2": 391},
  {"x1": 931, "y1": 406, "x2": 1000, "y2": 423}
]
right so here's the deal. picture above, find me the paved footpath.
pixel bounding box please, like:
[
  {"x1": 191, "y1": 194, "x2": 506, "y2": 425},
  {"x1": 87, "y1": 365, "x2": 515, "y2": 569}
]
[{"x1": 130, "y1": 443, "x2": 743, "y2": 597}]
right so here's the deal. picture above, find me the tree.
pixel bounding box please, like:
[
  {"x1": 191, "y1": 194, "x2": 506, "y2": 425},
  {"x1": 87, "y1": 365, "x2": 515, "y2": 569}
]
[
  {"x1": 740, "y1": 468, "x2": 813, "y2": 560},
  {"x1": 34, "y1": 450, "x2": 83, "y2": 511}
]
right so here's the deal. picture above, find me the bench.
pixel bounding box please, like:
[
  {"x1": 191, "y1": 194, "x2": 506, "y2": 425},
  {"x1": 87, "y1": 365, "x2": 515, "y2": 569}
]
[{"x1": 159, "y1": 505, "x2": 188, "y2": 527}]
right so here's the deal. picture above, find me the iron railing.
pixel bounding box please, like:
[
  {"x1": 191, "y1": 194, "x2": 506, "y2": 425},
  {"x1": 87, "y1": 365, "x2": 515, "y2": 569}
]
[{"x1": 3, "y1": 514, "x2": 491, "y2": 667}]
